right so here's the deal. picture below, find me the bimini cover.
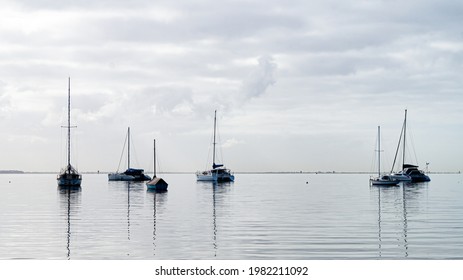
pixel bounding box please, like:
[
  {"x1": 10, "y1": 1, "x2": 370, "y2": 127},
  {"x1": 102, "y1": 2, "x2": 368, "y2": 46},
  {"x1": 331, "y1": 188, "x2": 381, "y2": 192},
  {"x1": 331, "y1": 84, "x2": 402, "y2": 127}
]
[
  {"x1": 124, "y1": 168, "x2": 145, "y2": 175},
  {"x1": 213, "y1": 163, "x2": 224, "y2": 169},
  {"x1": 403, "y1": 164, "x2": 418, "y2": 169}
]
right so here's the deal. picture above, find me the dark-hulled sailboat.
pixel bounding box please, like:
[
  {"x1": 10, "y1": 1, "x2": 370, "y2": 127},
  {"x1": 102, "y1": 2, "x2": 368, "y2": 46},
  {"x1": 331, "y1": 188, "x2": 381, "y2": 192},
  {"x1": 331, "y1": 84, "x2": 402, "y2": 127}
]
[
  {"x1": 146, "y1": 139, "x2": 168, "y2": 191},
  {"x1": 389, "y1": 109, "x2": 430, "y2": 183},
  {"x1": 57, "y1": 78, "x2": 82, "y2": 187}
]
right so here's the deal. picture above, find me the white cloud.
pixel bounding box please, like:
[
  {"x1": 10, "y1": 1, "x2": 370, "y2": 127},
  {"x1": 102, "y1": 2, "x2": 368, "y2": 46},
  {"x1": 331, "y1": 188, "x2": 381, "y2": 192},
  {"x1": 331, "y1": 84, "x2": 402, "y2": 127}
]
[
  {"x1": 222, "y1": 138, "x2": 245, "y2": 148},
  {"x1": 241, "y1": 55, "x2": 277, "y2": 99}
]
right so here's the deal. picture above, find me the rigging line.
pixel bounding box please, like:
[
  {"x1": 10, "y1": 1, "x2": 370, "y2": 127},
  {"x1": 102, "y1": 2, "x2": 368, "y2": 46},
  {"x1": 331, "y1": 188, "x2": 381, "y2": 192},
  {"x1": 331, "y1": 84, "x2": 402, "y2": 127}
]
[
  {"x1": 214, "y1": 111, "x2": 226, "y2": 165},
  {"x1": 369, "y1": 131, "x2": 378, "y2": 173},
  {"x1": 154, "y1": 141, "x2": 163, "y2": 174},
  {"x1": 391, "y1": 120, "x2": 405, "y2": 172},
  {"x1": 156, "y1": 150, "x2": 164, "y2": 174},
  {"x1": 130, "y1": 136, "x2": 142, "y2": 168},
  {"x1": 380, "y1": 131, "x2": 394, "y2": 174},
  {"x1": 60, "y1": 128, "x2": 64, "y2": 171},
  {"x1": 116, "y1": 130, "x2": 128, "y2": 172},
  {"x1": 379, "y1": 129, "x2": 386, "y2": 173},
  {"x1": 216, "y1": 120, "x2": 224, "y2": 165},
  {"x1": 205, "y1": 127, "x2": 214, "y2": 170},
  {"x1": 156, "y1": 154, "x2": 160, "y2": 174},
  {"x1": 73, "y1": 128, "x2": 78, "y2": 170},
  {"x1": 408, "y1": 125, "x2": 420, "y2": 165}
]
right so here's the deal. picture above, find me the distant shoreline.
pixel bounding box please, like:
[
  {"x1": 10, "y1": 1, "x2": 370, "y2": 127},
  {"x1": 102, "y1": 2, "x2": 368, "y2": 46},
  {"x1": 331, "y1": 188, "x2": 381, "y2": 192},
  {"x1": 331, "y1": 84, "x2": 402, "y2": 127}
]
[
  {"x1": 2, "y1": 170, "x2": 460, "y2": 175},
  {"x1": 0, "y1": 170, "x2": 25, "y2": 174}
]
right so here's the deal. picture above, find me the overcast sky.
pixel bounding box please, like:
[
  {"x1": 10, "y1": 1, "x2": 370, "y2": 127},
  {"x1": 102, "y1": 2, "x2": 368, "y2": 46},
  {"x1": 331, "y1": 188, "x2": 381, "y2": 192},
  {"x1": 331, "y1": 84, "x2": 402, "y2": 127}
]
[{"x1": 0, "y1": 0, "x2": 462, "y2": 173}]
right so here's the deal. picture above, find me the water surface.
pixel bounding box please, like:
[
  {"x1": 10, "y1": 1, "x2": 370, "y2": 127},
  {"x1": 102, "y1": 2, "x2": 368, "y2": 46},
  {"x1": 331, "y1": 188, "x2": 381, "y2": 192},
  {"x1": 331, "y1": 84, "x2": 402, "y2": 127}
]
[{"x1": 0, "y1": 173, "x2": 462, "y2": 259}]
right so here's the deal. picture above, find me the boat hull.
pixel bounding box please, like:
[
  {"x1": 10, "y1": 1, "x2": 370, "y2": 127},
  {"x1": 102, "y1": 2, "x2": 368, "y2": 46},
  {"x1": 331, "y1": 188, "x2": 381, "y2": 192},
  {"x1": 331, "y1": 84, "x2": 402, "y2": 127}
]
[
  {"x1": 370, "y1": 179, "x2": 399, "y2": 186},
  {"x1": 108, "y1": 173, "x2": 137, "y2": 181},
  {"x1": 146, "y1": 177, "x2": 168, "y2": 192},
  {"x1": 57, "y1": 176, "x2": 82, "y2": 187},
  {"x1": 410, "y1": 175, "x2": 431, "y2": 183},
  {"x1": 389, "y1": 173, "x2": 412, "y2": 182},
  {"x1": 196, "y1": 170, "x2": 234, "y2": 182},
  {"x1": 370, "y1": 175, "x2": 399, "y2": 186},
  {"x1": 404, "y1": 166, "x2": 431, "y2": 183},
  {"x1": 108, "y1": 170, "x2": 151, "y2": 181},
  {"x1": 146, "y1": 184, "x2": 168, "y2": 192}
]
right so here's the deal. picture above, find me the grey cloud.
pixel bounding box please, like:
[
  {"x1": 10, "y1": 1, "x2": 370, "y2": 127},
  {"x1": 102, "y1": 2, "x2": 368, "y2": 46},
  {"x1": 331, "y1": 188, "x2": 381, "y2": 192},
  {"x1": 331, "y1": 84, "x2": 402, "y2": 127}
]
[{"x1": 241, "y1": 55, "x2": 277, "y2": 99}]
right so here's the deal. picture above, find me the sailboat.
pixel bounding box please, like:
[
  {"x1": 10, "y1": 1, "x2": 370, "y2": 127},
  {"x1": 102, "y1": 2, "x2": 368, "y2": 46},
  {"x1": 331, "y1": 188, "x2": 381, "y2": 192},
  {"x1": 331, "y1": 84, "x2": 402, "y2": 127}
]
[
  {"x1": 370, "y1": 126, "x2": 399, "y2": 186},
  {"x1": 108, "y1": 127, "x2": 151, "y2": 181},
  {"x1": 146, "y1": 139, "x2": 168, "y2": 191},
  {"x1": 57, "y1": 78, "x2": 82, "y2": 187},
  {"x1": 196, "y1": 110, "x2": 234, "y2": 182},
  {"x1": 390, "y1": 110, "x2": 430, "y2": 183}
]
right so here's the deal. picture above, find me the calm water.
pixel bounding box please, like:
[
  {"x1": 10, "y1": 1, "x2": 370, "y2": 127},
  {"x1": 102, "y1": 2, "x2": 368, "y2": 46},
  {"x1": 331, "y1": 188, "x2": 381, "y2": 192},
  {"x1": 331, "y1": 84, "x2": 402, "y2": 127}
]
[{"x1": 0, "y1": 173, "x2": 462, "y2": 260}]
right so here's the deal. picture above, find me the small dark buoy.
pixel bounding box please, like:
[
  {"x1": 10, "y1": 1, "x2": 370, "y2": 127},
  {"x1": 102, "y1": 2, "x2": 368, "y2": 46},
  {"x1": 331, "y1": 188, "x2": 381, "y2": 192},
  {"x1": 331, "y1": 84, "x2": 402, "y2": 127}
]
[{"x1": 306, "y1": 181, "x2": 308, "y2": 184}]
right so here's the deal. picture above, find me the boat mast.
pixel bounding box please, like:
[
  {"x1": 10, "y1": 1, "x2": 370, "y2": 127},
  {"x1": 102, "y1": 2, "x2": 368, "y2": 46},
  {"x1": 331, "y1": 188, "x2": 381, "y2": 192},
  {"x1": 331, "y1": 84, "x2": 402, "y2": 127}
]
[
  {"x1": 127, "y1": 127, "x2": 131, "y2": 169},
  {"x1": 67, "y1": 77, "x2": 71, "y2": 171},
  {"x1": 212, "y1": 110, "x2": 217, "y2": 168},
  {"x1": 402, "y1": 109, "x2": 407, "y2": 170},
  {"x1": 153, "y1": 139, "x2": 156, "y2": 178},
  {"x1": 377, "y1": 126, "x2": 381, "y2": 177}
]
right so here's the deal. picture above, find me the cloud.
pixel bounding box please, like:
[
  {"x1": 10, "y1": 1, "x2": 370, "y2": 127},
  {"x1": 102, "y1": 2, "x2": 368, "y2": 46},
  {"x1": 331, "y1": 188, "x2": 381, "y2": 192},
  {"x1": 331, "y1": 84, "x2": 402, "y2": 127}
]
[
  {"x1": 221, "y1": 138, "x2": 244, "y2": 148},
  {"x1": 241, "y1": 55, "x2": 277, "y2": 99}
]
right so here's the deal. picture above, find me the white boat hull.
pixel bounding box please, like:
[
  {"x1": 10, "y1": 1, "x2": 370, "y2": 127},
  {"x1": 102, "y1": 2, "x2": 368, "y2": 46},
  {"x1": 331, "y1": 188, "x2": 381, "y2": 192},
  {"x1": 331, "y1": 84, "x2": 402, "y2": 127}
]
[
  {"x1": 370, "y1": 179, "x2": 399, "y2": 186},
  {"x1": 389, "y1": 173, "x2": 412, "y2": 182},
  {"x1": 370, "y1": 175, "x2": 399, "y2": 186},
  {"x1": 196, "y1": 169, "x2": 234, "y2": 182},
  {"x1": 108, "y1": 173, "x2": 136, "y2": 181}
]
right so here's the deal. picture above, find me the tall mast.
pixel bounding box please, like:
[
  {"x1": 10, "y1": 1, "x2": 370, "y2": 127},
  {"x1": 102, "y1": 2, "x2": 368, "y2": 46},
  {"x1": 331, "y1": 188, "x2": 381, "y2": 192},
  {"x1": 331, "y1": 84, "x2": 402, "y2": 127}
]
[
  {"x1": 377, "y1": 126, "x2": 381, "y2": 177},
  {"x1": 127, "y1": 127, "x2": 131, "y2": 169},
  {"x1": 402, "y1": 109, "x2": 407, "y2": 169},
  {"x1": 67, "y1": 77, "x2": 71, "y2": 170},
  {"x1": 153, "y1": 139, "x2": 156, "y2": 178},
  {"x1": 212, "y1": 110, "x2": 217, "y2": 168}
]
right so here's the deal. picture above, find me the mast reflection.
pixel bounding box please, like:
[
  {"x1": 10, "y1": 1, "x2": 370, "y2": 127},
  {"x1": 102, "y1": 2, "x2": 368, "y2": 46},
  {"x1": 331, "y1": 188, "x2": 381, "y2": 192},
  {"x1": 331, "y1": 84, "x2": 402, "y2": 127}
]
[
  {"x1": 147, "y1": 188, "x2": 167, "y2": 256},
  {"x1": 198, "y1": 181, "x2": 232, "y2": 258},
  {"x1": 372, "y1": 184, "x2": 407, "y2": 258},
  {"x1": 402, "y1": 184, "x2": 409, "y2": 258},
  {"x1": 58, "y1": 186, "x2": 81, "y2": 260},
  {"x1": 372, "y1": 182, "x2": 429, "y2": 258},
  {"x1": 109, "y1": 180, "x2": 145, "y2": 257}
]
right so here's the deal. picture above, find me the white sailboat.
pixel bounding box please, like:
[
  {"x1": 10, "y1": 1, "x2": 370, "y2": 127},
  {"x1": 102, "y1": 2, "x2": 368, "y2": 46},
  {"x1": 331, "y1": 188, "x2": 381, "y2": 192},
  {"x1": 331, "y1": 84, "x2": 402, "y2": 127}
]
[
  {"x1": 146, "y1": 139, "x2": 168, "y2": 191},
  {"x1": 196, "y1": 110, "x2": 234, "y2": 182},
  {"x1": 370, "y1": 126, "x2": 399, "y2": 186},
  {"x1": 57, "y1": 78, "x2": 82, "y2": 187},
  {"x1": 108, "y1": 127, "x2": 151, "y2": 181}
]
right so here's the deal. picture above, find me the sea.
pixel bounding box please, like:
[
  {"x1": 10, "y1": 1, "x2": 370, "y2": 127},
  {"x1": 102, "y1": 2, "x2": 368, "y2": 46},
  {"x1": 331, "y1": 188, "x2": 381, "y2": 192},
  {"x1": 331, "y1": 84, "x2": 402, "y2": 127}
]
[{"x1": 0, "y1": 173, "x2": 462, "y2": 260}]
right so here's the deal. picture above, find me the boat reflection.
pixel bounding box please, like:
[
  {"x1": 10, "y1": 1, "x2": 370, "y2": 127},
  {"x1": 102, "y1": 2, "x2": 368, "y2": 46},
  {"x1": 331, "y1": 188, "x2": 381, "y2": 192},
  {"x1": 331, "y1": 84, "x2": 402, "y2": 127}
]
[
  {"x1": 108, "y1": 180, "x2": 144, "y2": 254},
  {"x1": 372, "y1": 182, "x2": 428, "y2": 259},
  {"x1": 198, "y1": 181, "x2": 232, "y2": 257},
  {"x1": 147, "y1": 188, "x2": 167, "y2": 256},
  {"x1": 372, "y1": 184, "x2": 404, "y2": 258},
  {"x1": 58, "y1": 186, "x2": 81, "y2": 260}
]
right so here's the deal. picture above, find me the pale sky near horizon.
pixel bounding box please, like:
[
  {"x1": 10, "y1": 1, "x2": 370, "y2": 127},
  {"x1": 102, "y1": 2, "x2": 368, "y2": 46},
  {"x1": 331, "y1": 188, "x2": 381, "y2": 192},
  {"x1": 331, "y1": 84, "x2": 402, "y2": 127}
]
[{"x1": 0, "y1": 0, "x2": 462, "y2": 173}]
